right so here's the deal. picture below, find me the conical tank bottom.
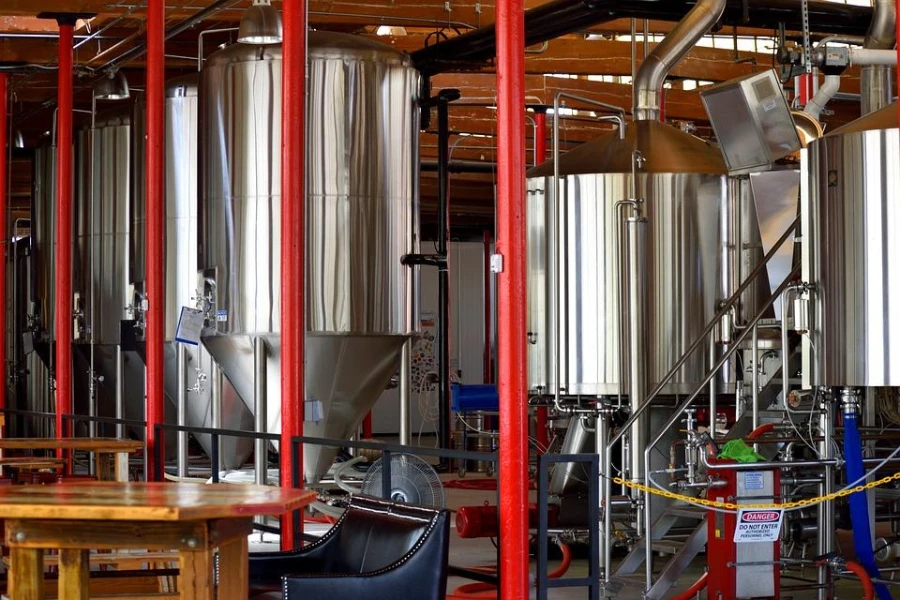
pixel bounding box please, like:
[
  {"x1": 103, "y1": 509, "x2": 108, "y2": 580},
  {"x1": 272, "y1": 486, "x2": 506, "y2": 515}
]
[{"x1": 202, "y1": 332, "x2": 408, "y2": 484}]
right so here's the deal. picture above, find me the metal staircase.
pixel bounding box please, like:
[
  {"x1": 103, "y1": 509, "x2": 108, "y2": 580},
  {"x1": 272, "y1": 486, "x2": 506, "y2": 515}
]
[{"x1": 609, "y1": 502, "x2": 708, "y2": 599}]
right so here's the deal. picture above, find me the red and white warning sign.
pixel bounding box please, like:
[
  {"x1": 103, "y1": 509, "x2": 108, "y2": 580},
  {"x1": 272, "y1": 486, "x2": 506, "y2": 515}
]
[{"x1": 733, "y1": 509, "x2": 784, "y2": 543}]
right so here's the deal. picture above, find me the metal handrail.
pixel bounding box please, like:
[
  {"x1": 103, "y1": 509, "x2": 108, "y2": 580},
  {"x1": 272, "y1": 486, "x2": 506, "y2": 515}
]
[
  {"x1": 639, "y1": 264, "x2": 801, "y2": 589},
  {"x1": 606, "y1": 213, "x2": 799, "y2": 450}
]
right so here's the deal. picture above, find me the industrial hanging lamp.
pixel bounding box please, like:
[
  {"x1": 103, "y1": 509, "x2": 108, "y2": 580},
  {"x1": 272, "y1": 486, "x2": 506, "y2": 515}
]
[
  {"x1": 238, "y1": 0, "x2": 283, "y2": 45},
  {"x1": 93, "y1": 71, "x2": 130, "y2": 101}
]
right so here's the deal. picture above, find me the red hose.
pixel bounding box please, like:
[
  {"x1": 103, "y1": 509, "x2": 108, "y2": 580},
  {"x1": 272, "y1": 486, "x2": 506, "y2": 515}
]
[
  {"x1": 446, "y1": 542, "x2": 571, "y2": 599},
  {"x1": 845, "y1": 560, "x2": 875, "y2": 600},
  {"x1": 746, "y1": 422, "x2": 776, "y2": 440},
  {"x1": 670, "y1": 571, "x2": 708, "y2": 600}
]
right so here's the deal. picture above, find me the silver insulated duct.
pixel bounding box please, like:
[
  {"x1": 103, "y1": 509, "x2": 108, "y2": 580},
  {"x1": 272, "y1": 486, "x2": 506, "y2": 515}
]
[
  {"x1": 861, "y1": 0, "x2": 896, "y2": 115},
  {"x1": 199, "y1": 33, "x2": 419, "y2": 483},
  {"x1": 633, "y1": 0, "x2": 726, "y2": 121}
]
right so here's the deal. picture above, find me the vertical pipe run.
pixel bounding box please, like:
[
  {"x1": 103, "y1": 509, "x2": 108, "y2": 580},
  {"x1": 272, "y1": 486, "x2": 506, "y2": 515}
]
[
  {"x1": 211, "y1": 363, "x2": 222, "y2": 472},
  {"x1": 399, "y1": 343, "x2": 411, "y2": 445},
  {"x1": 708, "y1": 336, "x2": 717, "y2": 436},
  {"x1": 145, "y1": 0, "x2": 165, "y2": 480},
  {"x1": 532, "y1": 109, "x2": 549, "y2": 453},
  {"x1": 281, "y1": 0, "x2": 307, "y2": 551},
  {"x1": 495, "y1": 0, "x2": 529, "y2": 595},
  {"x1": 482, "y1": 229, "x2": 493, "y2": 383},
  {"x1": 436, "y1": 97, "x2": 452, "y2": 452},
  {"x1": 817, "y1": 395, "x2": 834, "y2": 599},
  {"x1": 0, "y1": 73, "x2": 7, "y2": 429},
  {"x1": 254, "y1": 337, "x2": 267, "y2": 486},
  {"x1": 626, "y1": 215, "x2": 648, "y2": 541},
  {"x1": 176, "y1": 345, "x2": 188, "y2": 478},
  {"x1": 55, "y1": 22, "x2": 75, "y2": 447}
]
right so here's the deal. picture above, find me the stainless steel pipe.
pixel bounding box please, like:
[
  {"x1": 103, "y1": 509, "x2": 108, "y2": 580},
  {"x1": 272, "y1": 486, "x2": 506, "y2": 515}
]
[
  {"x1": 254, "y1": 337, "x2": 267, "y2": 486},
  {"x1": 177, "y1": 344, "x2": 188, "y2": 478}
]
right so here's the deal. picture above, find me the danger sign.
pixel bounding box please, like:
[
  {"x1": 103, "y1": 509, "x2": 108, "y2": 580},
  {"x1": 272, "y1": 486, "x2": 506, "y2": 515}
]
[{"x1": 733, "y1": 509, "x2": 784, "y2": 543}]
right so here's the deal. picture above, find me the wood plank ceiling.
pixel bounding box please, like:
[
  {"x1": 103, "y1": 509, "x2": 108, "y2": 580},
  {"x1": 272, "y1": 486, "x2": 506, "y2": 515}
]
[{"x1": 0, "y1": 0, "x2": 888, "y2": 235}]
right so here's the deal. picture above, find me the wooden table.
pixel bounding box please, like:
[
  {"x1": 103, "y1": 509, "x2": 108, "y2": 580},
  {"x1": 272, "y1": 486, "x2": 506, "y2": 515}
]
[
  {"x1": 0, "y1": 482, "x2": 315, "y2": 600},
  {"x1": 0, "y1": 438, "x2": 144, "y2": 482}
]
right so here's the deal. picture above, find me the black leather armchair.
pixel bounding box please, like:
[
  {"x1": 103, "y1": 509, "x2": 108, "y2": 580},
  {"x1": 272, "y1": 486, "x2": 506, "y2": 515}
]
[{"x1": 248, "y1": 495, "x2": 450, "y2": 600}]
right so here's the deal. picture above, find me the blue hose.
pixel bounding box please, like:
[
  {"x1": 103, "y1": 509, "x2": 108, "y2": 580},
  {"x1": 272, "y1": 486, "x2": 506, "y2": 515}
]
[{"x1": 844, "y1": 403, "x2": 892, "y2": 600}]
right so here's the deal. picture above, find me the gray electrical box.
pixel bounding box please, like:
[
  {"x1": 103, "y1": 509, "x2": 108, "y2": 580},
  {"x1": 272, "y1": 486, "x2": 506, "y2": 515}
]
[{"x1": 701, "y1": 70, "x2": 801, "y2": 175}]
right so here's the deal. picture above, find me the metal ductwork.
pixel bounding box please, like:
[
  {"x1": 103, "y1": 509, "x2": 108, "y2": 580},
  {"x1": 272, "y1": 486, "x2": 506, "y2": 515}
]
[
  {"x1": 861, "y1": 0, "x2": 896, "y2": 115},
  {"x1": 411, "y1": 0, "x2": 874, "y2": 76},
  {"x1": 633, "y1": 0, "x2": 726, "y2": 121}
]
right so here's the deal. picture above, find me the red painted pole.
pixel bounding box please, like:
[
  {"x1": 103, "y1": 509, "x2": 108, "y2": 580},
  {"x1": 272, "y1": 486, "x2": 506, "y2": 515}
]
[
  {"x1": 0, "y1": 73, "x2": 8, "y2": 433},
  {"x1": 145, "y1": 0, "x2": 165, "y2": 480},
  {"x1": 496, "y1": 0, "x2": 530, "y2": 596},
  {"x1": 482, "y1": 229, "x2": 492, "y2": 384},
  {"x1": 281, "y1": 0, "x2": 307, "y2": 550},
  {"x1": 55, "y1": 23, "x2": 74, "y2": 446},
  {"x1": 532, "y1": 109, "x2": 549, "y2": 453},
  {"x1": 362, "y1": 412, "x2": 373, "y2": 439}
]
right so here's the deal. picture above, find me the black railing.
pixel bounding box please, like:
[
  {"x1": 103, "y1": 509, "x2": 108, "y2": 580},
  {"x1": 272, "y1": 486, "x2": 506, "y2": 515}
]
[{"x1": 536, "y1": 453, "x2": 601, "y2": 600}]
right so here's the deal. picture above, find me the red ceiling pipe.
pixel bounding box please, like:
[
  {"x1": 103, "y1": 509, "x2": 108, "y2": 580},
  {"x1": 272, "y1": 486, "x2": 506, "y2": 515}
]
[
  {"x1": 0, "y1": 73, "x2": 7, "y2": 433},
  {"x1": 281, "y1": 0, "x2": 307, "y2": 550},
  {"x1": 145, "y1": 0, "x2": 165, "y2": 480},
  {"x1": 482, "y1": 229, "x2": 492, "y2": 384},
  {"x1": 495, "y1": 0, "x2": 530, "y2": 595},
  {"x1": 54, "y1": 22, "x2": 74, "y2": 450},
  {"x1": 531, "y1": 107, "x2": 549, "y2": 453}
]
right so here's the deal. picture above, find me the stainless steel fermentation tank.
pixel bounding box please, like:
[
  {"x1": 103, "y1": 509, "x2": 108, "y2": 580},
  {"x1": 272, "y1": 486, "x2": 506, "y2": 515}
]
[
  {"x1": 526, "y1": 121, "x2": 767, "y2": 398},
  {"x1": 806, "y1": 103, "x2": 900, "y2": 386},
  {"x1": 71, "y1": 111, "x2": 145, "y2": 431},
  {"x1": 131, "y1": 76, "x2": 252, "y2": 469},
  {"x1": 199, "y1": 33, "x2": 419, "y2": 483}
]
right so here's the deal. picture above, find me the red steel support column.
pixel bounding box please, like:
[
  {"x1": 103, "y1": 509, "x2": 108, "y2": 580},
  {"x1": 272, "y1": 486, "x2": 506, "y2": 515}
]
[
  {"x1": 55, "y1": 23, "x2": 74, "y2": 445},
  {"x1": 0, "y1": 73, "x2": 7, "y2": 432},
  {"x1": 145, "y1": 0, "x2": 165, "y2": 480},
  {"x1": 281, "y1": 0, "x2": 307, "y2": 550},
  {"x1": 496, "y1": 0, "x2": 529, "y2": 596},
  {"x1": 532, "y1": 108, "x2": 549, "y2": 453}
]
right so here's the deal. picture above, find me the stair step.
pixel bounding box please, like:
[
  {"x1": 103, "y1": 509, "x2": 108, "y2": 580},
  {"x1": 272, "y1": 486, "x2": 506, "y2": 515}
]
[
  {"x1": 610, "y1": 574, "x2": 647, "y2": 589},
  {"x1": 666, "y1": 506, "x2": 707, "y2": 519},
  {"x1": 650, "y1": 540, "x2": 685, "y2": 554}
]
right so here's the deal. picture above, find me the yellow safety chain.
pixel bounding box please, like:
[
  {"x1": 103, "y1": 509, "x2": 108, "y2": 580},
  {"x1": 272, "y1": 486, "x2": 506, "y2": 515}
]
[{"x1": 612, "y1": 470, "x2": 900, "y2": 511}]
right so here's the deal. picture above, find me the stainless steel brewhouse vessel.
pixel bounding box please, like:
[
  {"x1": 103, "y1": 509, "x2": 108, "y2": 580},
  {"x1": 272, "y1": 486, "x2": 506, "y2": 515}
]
[{"x1": 199, "y1": 32, "x2": 419, "y2": 483}]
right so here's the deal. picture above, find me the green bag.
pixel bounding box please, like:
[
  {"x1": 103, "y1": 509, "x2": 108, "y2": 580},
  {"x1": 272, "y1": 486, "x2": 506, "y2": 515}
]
[{"x1": 717, "y1": 439, "x2": 765, "y2": 464}]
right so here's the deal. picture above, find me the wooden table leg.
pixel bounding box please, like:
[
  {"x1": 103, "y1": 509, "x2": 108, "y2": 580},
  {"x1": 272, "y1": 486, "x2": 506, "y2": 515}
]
[
  {"x1": 216, "y1": 535, "x2": 249, "y2": 600},
  {"x1": 115, "y1": 452, "x2": 129, "y2": 482},
  {"x1": 9, "y1": 547, "x2": 44, "y2": 600},
  {"x1": 178, "y1": 547, "x2": 214, "y2": 600},
  {"x1": 58, "y1": 548, "x2": 89, "y2": 600}
]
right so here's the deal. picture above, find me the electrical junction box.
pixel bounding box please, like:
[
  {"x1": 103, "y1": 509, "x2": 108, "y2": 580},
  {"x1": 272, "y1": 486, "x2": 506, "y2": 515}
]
[{"x1": 707, "y1": 461, "x2": 781, "y2": 599}]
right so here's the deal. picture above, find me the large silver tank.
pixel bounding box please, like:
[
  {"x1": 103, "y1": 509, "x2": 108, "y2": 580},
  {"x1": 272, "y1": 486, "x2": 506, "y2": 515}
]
[
  {"x1": 807, "y1": 104, "x2": 900, "y2": 386},
  {"x1": 526, "y1": 121, "x2": 732, "y2": 396},
  {"x1": 131, "y1": 76, "x2": 252, "y2": 468},
  {"x1": 32, "y1": 145, "x2": 57, "y2": 346},
  {"x1": 199, "y1": 33, "x2": 419, "y2": 483},
  {"x1": 71, "y1": 112, "x2": 144, "y2": 430}
]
